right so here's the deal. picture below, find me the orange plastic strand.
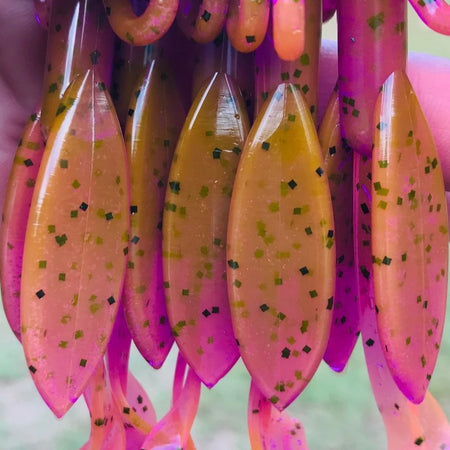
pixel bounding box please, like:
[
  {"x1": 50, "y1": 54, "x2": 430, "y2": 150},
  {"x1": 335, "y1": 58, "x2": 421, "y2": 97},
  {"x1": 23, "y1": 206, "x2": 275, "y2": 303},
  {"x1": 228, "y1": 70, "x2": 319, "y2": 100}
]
[
  {"x1": 226, "y1": 0, "x2": 270, "y2": 53},
  {"x1": 1, "y1": 110, "x2": 45, "y2": 340},
  {"x1": 255, "y1": 0, "x2": 321, "y2": 122},
  {"x1": 227, "y1": 83, "x2": 335, "y2": 410},
  {"x1": 371, "y1": 71, "x2": 448, "y2": 403},
  {"x1": 163, "y1": 71, "x2": 249, "y2": 387},
  {"x1": 320, "y1": 90, "x2": 359, "y2": 372},
  {"x1": 102, "y1": 0, "x2": 179, "y2": 46},
  {"x1": 41, "y1": 0, "x2": 115, "y2": 137},
  {"x1": 272, "y1": 0, "x2": 306, "y2": 61},
  {"x1": 409, "y1": 0, "x2": 450, "y2": 35},
  {"x1": 81, "y1": 361, "x2": 127, "y2": 450},
  {"x1": 177, "y1": 0, "x2": 229, "y2": 44},
  {"x1": 106, "y1": 308, "x2": 154, "y2": 438},
  {"x1": 140, "y1": 354, "x2": 201, "y2": 449},
  {"x1": 248, "y1": 381, "x2": 309, "y2": 449},
  {"x1": 20, "y1": 70, "x2": 129, "y2": 418},
  {"x1": 122, "y1": 53, "x2": 185, "y2": 369}
]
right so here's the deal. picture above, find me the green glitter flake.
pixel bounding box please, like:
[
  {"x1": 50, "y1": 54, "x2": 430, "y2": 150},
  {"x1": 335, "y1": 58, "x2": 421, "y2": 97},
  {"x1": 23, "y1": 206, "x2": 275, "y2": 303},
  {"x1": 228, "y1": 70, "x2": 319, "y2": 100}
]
[
  {"x1": 72, "y1": 179, "x2": 81, "y2": 189},
  {"x1": 269, "y1": 202, "x2": 279, "y2": 212},
  {"x1": 212, "y1": 148, "x2": 222, "y2": 159},
  {"x1": 199, "y1": 186, "x2": 209, "y2": 198},
  {"x1": 300, "y1": 53, "x2": 310, "y2": 65},
  {"x1": 228, "y1": 259, "x2": 239, "y2": 269},
  {"x1": 300, "y1": 320, "x2": 309, "y2": 333},
  {"x1": 169, "y1": 181, "x2": 180, "y2": 194},
  {"x1": 367, "y1": 12, "x2": 385, "y2": 30}
]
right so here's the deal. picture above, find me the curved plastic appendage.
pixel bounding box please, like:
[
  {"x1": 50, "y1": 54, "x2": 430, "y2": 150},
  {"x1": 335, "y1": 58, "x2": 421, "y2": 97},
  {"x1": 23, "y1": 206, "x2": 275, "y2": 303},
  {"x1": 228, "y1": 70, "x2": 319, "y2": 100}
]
[
  {"x1": 371, "y1": 71, "x2": 448, "y2": 404},
  {"x1": 319, "y1": 90, "x2": 359, "y2": 372},
  {"x1": 0, "y1": 111, "x2": 45, "y2": 341},
  {"x1": 409, "y1": 0, "x2": 450, "y2": 35},
  {"x1": 272, "y1": 0, "x2": 306, "y2": 61},
  {"x1": 122, "y1": 56, "x2": 185, "y2": 369},
  {"x1": 322, "y1": 0, "x2": 336, "y2": 22},
  {"x1": 107, "y1": 308, "x2": 155, "y2": 441},
  {"x1": 226, "y1": 0, "x2": 270, "y2": 53},
  {"x1": 248, "y1": 381, "x2": 309, "y2": 449},
  {"x1": 81, "y1": 361, "x2": 127, "y2": 450},
  {"x1": 177, "y1": 0, "x2": 229, "y2": 43},
  {"x1": 20, "y1": 70, "x2": 129, "y2": 418},
  {"x1": 163, "y1": 72, "x2": 249, "y2": 387},
  {"x1": 337, "y1": 0, "x2": 407, "y2": 156},
  {"x1": 255, "y1": 0, "x2": 321, "y2": 122},
  {"x1": 41, "y1": 0, "x2": 114, "y2": 138},
  {"x1": 102, "y1": 0, "x2": 178, "y2": 46},
  {"x1": 227, "y1": 83, "x2": 335, "y2": 410},
  {"x1": 141, "y1": 353, "x2": 200, "y2": 449},
  {"x1": 354, "y1": 151, "x2": 450, "y2": 449},
  {"x1": 34, "y1": 0, "x2": 51, "y2": 28}
]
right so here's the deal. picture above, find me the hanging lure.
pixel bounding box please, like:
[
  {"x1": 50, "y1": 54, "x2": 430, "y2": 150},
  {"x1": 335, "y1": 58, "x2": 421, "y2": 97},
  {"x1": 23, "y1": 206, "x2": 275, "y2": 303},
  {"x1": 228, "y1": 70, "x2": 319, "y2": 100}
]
[
  {"x1": 227, "y1": 82, "x2": 335, "y2": 410},
  {"x1": 371, "y1": 71, "x2": 448, "y2": 403},
  {"x1": 255, "y1": 0, "x2": 321, "y2": 123},
  {"x1": 20, "y1": 69, "x2": 129, "y2": 418},
  {"x1": 319, "y1": 90, "x2": 359, "y2": 372},
  {"x1": 177, "y1": 0, "x2": 229, "y2": 44},
  {"x1": 163, "y1": 69, "x2": 249, "y2": 387},
  {"x1": 337, "y1": 0, "x2": 407, "y2": 156},
  {"x1": 0, "y1": 110, "x2": 45, "y2": 340},
  {"x1": 322, "y1": 0, "x2": 337, "y2": 22},
  {"x1": 408, "y1": 0, "x2": 450, "y2": 35},
  {"x1": 102, "y1": 0, "x2": 179, "y2": 46},
  {"x1": 122, "y1": 47, "x2": 185, "y2": 369},
  {"x1": 248, "y1": 381, "x2": 309, "y2": 449},
  {"x1": 41, "y1": 0, "x2": 114, "y2": 137},
  {"x1": 225, "y1": 0, "x2": 270, "y2": 53}
]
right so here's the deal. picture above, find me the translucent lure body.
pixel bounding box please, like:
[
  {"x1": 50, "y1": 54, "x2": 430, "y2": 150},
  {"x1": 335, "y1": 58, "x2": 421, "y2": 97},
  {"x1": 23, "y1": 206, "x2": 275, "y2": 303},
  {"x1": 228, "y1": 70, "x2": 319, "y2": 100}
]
[
  {"x1": 227, "y1": 83, "x2": 335, "y2": 410},
  {"x1": 1, "y1": 111, "x2": 45, "y2": 340},
  {"x1": 163, "y1": 72, "x2": 249, "y2": 387},
  {"x1": 123, "y1": 56, "x2": 185, "y2": 369},
  {"x1": 371, "y1": 71, "x2": 448, "y2": 403},
  {"x1": 320, "y1": 91, "x2": 359, "y2": 372},
  {"x1": 20, "y1": 70, "x2": 129, "y2": 417}
]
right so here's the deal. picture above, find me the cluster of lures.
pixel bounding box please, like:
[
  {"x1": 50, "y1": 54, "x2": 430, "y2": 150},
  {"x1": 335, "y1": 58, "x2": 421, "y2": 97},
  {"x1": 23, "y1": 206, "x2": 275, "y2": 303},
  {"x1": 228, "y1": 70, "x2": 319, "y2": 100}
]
[{"x1": 2, "y1": 0, "x2": 450, "y2": 448}]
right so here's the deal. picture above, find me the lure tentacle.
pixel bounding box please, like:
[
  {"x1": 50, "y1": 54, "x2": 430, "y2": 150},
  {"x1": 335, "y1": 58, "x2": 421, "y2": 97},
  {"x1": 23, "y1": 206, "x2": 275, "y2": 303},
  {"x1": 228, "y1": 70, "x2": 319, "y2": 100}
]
[
  {"x1": 409, "y1": 0, "x2": 450, "y2": 35},
  {"x1": 102, "y1": 0, "x2": 179, "y2": 46}
]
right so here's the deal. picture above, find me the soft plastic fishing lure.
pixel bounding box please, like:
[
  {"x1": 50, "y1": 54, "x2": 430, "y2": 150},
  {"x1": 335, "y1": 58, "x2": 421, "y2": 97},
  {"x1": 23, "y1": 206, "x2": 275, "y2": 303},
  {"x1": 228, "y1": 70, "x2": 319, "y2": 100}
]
[
  {"x1": 163, "y1": 70, "x2": 249, "y2": 387},
  {"x1": 227, "y1": 83, "x2": 335, "y2": 410},
  {"x1": 122, "y1": 49, "x2": 185, "y2": 369},
  {"x1": 408, "y1": 0, "x2": 450, "y2": 35},
  {"x1": 371, "y1": 71, "x2": 448, "y2": 403},
  {"x1": 20, "y1": 69, "x2": 129, "y2": 417},
  {"x1": 0, "y1": 110, "x2": 45, "y2": 340}
]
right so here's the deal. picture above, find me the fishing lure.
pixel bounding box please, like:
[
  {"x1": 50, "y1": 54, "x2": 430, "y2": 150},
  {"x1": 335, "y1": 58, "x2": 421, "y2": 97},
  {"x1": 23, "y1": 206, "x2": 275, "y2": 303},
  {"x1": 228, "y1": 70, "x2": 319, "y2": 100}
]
[
  {"x1": 371, "y1": 71, "x2": 448, "y2": 403},
  {"x1": 122, "y1": 48, "x2": 185, "y2": 370},
  {"x1": 408, "y1": 0, "x2": 450, "y2": 35},
  {"x1": 227, "y1": 82, "x2": 335, "y2": 410},
  {"x1": 20, "y1": 69, "x2": 129, "y2": 418},
  {"x1": 0, "y1": 110, "x2": 45, "y2": 340},
  {"x1": 163, "y1": 70, "x2": 249, "y2": 387}
]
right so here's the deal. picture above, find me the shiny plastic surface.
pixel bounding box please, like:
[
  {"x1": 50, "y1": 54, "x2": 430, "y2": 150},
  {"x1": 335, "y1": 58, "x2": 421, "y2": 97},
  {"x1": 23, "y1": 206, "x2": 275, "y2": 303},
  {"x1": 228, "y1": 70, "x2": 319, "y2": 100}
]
[
  {"x1": 0, "y1": 110, "x2": 45, "y2": 340},
  {"x1": 409, "y1": 0, "x2": 450, "y2": 35},
  {"x1": 372, "y1": 71, "x2": 448, "y2": 403},
  {"x1": 163, "y1": 72, "x2": 249, "y2": 387},
  {"x1": 20, "y1": 70, "x2": 129, "y2": 417},
  {"x1": 227, "y1": 83, "x2": 335, "y2": 410},
  {"x1": 122, "y1": 56, "x2": 184, "y2": 369},
  {"x1": 337, "y1": 0, "x2": 407, "y2": 156},
  {"x1": 320, "y1": 91, "x2": 359, "y2": 372}
]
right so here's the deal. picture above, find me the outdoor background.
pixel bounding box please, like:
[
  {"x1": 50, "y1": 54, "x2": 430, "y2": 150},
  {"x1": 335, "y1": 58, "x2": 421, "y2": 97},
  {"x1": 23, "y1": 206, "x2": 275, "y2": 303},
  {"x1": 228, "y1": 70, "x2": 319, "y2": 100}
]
[{"x1": 1, "y1": 7, "x2": 450, "y2": 450}]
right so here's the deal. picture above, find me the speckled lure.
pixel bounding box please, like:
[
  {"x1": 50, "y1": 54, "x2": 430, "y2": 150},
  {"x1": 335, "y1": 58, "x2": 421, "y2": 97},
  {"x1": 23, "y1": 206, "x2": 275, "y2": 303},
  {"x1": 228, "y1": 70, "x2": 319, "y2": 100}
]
[
  {"x1": 20, "y1": 69, "x2": 129, "y2": 418},
  {"x1": 1, "y1": 110, "x2": 45, "y2": 340},
  {"x1": 371, "y1": 71, "x2": 448, "y2": 404},
  {"x1": 319, "y1": 90, "x2": 359, "y2": 372},
  {"x1": 122, "y1": 47, "x2": 185, "y2": 369},
  {"x1": 227, "y1": 83, "x2": 335, "y2": 410},
  {"x1": 163, "y1": 70, "x2": 249, "y2": 387},
  {"x1": 408, "y1": 0, "x2": 450, "y2": 35}
]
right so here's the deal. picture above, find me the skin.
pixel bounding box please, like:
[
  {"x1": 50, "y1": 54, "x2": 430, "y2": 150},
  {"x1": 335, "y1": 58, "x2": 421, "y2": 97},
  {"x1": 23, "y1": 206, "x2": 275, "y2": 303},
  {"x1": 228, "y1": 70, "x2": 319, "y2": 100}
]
[{"x1": 1, "y1": 1, "x2": 450, "y2": 220}]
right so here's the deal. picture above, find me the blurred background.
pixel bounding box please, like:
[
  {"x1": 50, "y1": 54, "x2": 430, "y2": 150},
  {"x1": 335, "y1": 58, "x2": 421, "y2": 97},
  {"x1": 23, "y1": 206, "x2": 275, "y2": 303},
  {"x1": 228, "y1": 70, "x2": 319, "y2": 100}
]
[{"x1": 1, "y1": 6, "x2": 450, "y2": 450}]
